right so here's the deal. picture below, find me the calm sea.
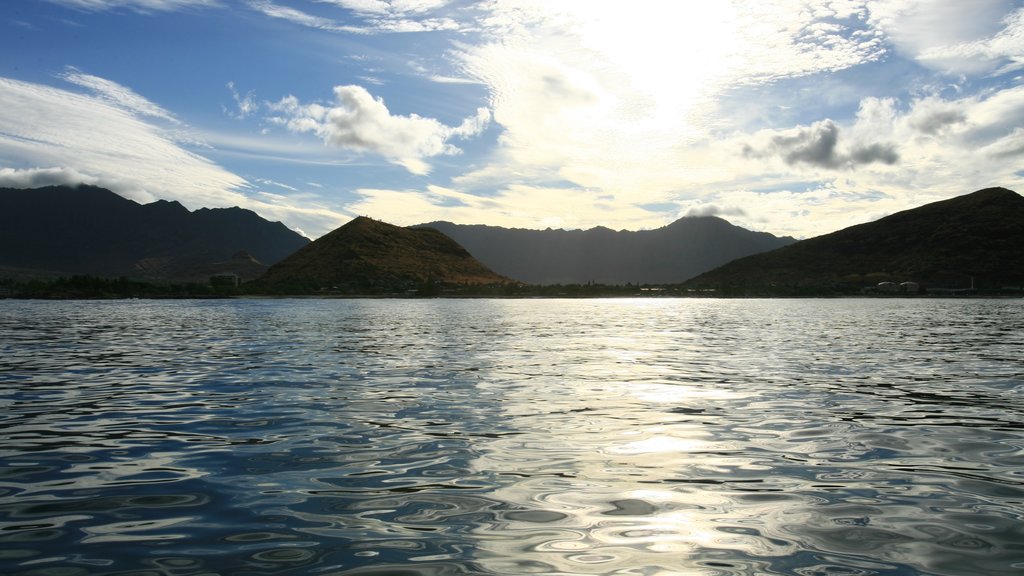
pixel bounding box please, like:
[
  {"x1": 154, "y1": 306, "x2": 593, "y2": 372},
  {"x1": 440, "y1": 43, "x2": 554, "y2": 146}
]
[{"x1": 1, "y1": 298, "x2": 1022, "y2": 576}]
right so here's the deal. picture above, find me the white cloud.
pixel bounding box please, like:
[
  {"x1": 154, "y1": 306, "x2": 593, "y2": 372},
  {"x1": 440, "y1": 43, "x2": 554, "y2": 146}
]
[
  {"x1": 316, "y1": 0, "x2": 450, "y2": 16},
  {"x1": 0, "y1": 76, "x2": 244, "y2": 207},
  {"x1": 248, "y1": 0, "x2": 365, "y2": 33},
  {"x1": 445, "y1": 2, "x2": 888, "y2": 216},
  {"x1": 0, "y1": 166, "x2": 101, "y2": 189},
  {"x1": 226, "y1": 81, "x2": 258, "y2": 119},
  {"x1": 722, "y1": 86, "x2": 1024, "y2": 235},
  {"x1": 267, "y1": 85, "x2": 489, "y2": 174},
  {"x1": 917, "y1": 8, "x2": 1024, "y2": 74},
  {"x1": 400, "y1": 2, "x2": 1021, "y2": 239},
  {"x1": 255, "y1": 177, "x2": 299, "y2": 191},
  {"x1": 867, "y1": 0, "x2": 1022, "y2": 73},
  {"x1": 249, "y1": 0, "x2": 457, "y2": 33},
  {"x1": 0, "y1": 76, "x2": 351, "y2": 238},
  {"x1": 58, "y1": 67, "x2": 179, "y2": 123},
  {"x1": 697, "y1": 187, "x2": 909, "y2": 240},
  {"x1": 44, "y1": 0, "x2": 219, "y2": 11},
  {"x1": 347, "y1": 183, "x2": 665, "y2": 231},
  {"x1": 683, "y1": 203, "x2": 748, "y2": 219}
]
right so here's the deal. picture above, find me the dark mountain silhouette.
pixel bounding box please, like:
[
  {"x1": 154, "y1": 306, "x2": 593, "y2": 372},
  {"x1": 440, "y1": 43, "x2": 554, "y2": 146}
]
[
  {"x1": 0, "y1": 185, "x2": 309, "y2": 282},
  {"x1": 684, "y1": 187, "x2": 1024, "y2": 293},
  {"x1": 254, "y1": 216, "x2": 511, "y2": 293},
  {"x1": 417, "y1": 217, "x2": 795, "y2": 284}
]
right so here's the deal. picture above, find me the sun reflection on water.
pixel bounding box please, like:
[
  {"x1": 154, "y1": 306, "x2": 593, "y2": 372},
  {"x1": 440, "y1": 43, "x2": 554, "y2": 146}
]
[{"x1": 3, "y1": 298, "x2": 1023, "y2": 575}]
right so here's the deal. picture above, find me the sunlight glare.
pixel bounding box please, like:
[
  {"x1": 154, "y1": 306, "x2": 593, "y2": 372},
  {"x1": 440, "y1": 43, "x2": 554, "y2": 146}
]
[
  {"x1": 572, "y1": 2, "x2": 742, "y2": 136},
  {"x1": 611, "y1": 433, "x2": 710, "y2": 455}
]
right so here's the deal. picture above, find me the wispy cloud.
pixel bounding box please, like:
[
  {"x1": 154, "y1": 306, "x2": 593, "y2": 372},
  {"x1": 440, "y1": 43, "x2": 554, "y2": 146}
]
[
  {"x1": 316, "y1": 0, "x2": 451, "y2": 16},
  {"x1": 248, "y1": 0, "x2": 365, "y2": 33},
  {"x1": 43, "y1": 0, "x2": 219, "y2": 12},
  {"x1": 867, "y1": 0, "x2": 1023, "y2": 73},
  {"x1": 0, "y1": 76, "x2": 243, "y2": 206},
  {"x1": 347, "y1": 183, "x2": 662, "y2": 231},
  {"x1": 248, "y1": 0, "x2": 457, "y2": 34},
  {"x1": 266, "y1": 85, "x2": 489, "y2": 174},
  {"x1": 917, "y1": 7, "x2": 1024, "y2": 74},
  {"x1": 0, "y1": 75, "x2": 349, "y2": 237},
  {"x1": 58, "y1": 67, "x2": 179, "y2": 123},
  {"x1": 225, "y1": 81, "x2": 258, "y2": 119}
]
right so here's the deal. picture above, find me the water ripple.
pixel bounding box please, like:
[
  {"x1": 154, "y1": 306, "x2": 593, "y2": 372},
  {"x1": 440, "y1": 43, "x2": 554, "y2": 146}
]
[{"x1": 1, "y1": 298, "x2": 1022, "y2": 575}]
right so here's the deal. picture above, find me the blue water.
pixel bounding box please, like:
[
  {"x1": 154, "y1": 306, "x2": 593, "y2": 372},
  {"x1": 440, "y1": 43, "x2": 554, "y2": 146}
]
[{"x1": 1, "y1": 298, "x2": 1022, "y2": 575}]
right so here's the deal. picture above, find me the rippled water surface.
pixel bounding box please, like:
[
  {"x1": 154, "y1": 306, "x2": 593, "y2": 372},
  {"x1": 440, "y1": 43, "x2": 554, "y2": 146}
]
[{"x1": 1, "y1": 298, "x2": 1023, "y2": 575}]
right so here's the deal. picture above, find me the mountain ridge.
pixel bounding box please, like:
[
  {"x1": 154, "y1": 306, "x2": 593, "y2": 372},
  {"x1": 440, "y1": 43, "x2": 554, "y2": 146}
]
[
  {"x1": 416, "y1": 216, "x2": 796, "y2": 285},
  {"x1": 684, "y1": 187, "x2": 1024, "y2": 293},
  {"x1": 0, "y1": 185, "x2": 309, "y2": 282}
]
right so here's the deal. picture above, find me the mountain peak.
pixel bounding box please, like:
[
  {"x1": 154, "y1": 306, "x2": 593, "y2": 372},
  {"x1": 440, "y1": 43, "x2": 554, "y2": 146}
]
[
  {"x1": 417, "y1": 217, "x2": 795, "y2": 284},
  {"x1": 255, "y1": 217, "x2": 511, "y2": 292}
]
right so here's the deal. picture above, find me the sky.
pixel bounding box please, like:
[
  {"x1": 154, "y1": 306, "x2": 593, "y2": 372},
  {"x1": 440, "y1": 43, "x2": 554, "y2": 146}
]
[{"x1": 1, "y1": 1, "x2": 1022, "y2": 239}]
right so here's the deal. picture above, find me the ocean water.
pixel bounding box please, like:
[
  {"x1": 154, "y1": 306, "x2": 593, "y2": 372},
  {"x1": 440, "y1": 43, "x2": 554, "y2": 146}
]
[{"x1": 1, "y1": 298, "x2": 1022, "y2": 576}]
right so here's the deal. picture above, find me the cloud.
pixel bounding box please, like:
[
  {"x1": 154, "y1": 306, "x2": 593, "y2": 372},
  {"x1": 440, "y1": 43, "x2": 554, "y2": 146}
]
[
  {"x1": 0, "y1": 75, "x2": 352, "y2": 238},
  {"x1": 317, "y1": 0, "x2": 458, "y2": 32},
  {"x1": 742, "y1": 119, "x2": 899, "y2": 169},
  {"x1": 267, "y1": 85, "x2": 489, "y2": 174},
  {"x1": 906, "y1": 97, "x2": 968, "y2": 134},
  {"x1": 916, "y1": 8, "x2": 1024, "y2": 74},
  {"x1": 849, "y1": 142, "x2": 900, "y2": 165},
  {"x1": 980, "y1": 127, "x2": 1024, "y2": 157},
  {"x1": 444, "y1": 2, "x2": 889, "y2": 213},
  {"x1": 0, "y1": 166, "x2": 101, "y2": 189},
  {"x1": 249, "y1": 0, "x2": 457, "y2": 34},
  {"x1": 683, "y1": 204, "x2": 748, "y2": 219},
  {"x1": 0, "y1": 76, "x2": 245, "y2": 206},
  {"x1": 44, "y1": 0, "x2": 219, "y2": 11},
  {"x1": 58, "y1": 67, "x2": 179, "y2": 123},
  {"x1": 316, "y1": 0, "x2": 451, "y2": 16},
  {"x1": 248, "y1": 0, "x2": 364, "y2": 32},
  {"x1": 347, "y1": 184, "x2": 665, "y2": 231},
  {"x1": 702, "y1": 187, "x2": 909, "y2": 240},
  {"x1": 225, "y1": 81, "x2": 258, "y2": 119},
  {"x1": 770, "y1": 120, "x2": 843, "y2": 167},
  {"x1": 867, "y1": 0, "x2": 1022, "y2": 73}
]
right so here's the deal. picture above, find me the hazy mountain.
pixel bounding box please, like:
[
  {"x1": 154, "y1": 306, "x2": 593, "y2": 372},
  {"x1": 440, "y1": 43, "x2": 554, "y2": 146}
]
[
  {"x1": 0, "y1": 185, "x2": 309, "y2": 282},
  {"x1": 417, "y1": 217, "x2": 796, "y2": 284},
  {"x1": 254, "y1": 216, "x2": 511, "y2": 293},
  {"x1": 684, "y1": 187, "x2": 1024, "y2": 293}
]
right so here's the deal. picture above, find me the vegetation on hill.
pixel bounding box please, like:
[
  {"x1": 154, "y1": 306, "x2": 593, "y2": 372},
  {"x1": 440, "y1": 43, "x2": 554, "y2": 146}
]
[
  {"x1": 251, "y1": 217, "x2": 512, "y2": 294},
  {"x1": 684, "y1": 187, "x2": 1024, "y2": 296},
  {"x1": 0, "y1": 275, "x2": 233, "y2": 299}
]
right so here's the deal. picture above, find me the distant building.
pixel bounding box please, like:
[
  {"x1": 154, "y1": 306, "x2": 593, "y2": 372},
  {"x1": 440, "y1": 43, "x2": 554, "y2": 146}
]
[
  {"x1": 900, "y1": 281, "x2": 920, "y2": 293},
  {"x1": 210, "y1": 273, "x2": 240, "y2": 288}
]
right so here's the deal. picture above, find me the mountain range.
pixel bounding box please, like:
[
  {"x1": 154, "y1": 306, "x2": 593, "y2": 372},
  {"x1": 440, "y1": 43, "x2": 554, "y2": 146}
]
[
  {"x1": 3, "y1": 185, "x2": 1020, "y2": 296},
  {"x1": 417, "y1": 218, "x2": 795, "y2": 284},
  {"x1": 684, "y1": 187, "x2": 1024, "y2": 294},
  {"x1": 0, "y1": 185, "x2": 309, "y2": 283}
]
